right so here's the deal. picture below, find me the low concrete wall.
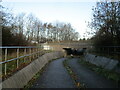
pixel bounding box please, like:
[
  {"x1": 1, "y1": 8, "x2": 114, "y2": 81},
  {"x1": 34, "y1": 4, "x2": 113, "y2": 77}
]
[
  {"x1": 1, "y1": 51, "x2": 64, "y2": 88},
  {"x1": 84, "y1": 53, "x2": 119, "y2": 72}
]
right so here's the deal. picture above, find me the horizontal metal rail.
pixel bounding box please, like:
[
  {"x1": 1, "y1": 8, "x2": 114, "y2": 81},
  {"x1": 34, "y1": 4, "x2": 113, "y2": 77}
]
[
  {"x1": 1, "y1": 46, "x2": 44, "y2": 75},
  {"x1": 92, "y1": 46, "x2": 120, "y2": 48},
  {"x1": 0, "y1": 46, "x2": 42, "y2": 49},
  {"x1": 1, "y1": 45, "x2": 120, "y2": 48},
  {"x1": 1, "y1": 45, "x2": 120, "y2": 76},
  {"x1": 0, "y1": 51, "x2": 40, "y2": 64}
]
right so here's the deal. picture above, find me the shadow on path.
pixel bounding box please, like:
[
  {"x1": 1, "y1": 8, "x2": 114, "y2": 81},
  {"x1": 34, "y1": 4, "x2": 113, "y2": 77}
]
[{"x1": 32, "y1": 58, "x2": 75, "y2": 88}]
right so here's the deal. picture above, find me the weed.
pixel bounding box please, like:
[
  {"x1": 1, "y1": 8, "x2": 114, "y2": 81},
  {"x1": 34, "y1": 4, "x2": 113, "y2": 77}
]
[{"x1": 63, "y1": 59, "x2": 86, "y2": 88}]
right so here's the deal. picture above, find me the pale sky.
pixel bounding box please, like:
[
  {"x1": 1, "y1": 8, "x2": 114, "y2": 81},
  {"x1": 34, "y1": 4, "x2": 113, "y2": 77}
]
[
  {"x1": 1, "y1": 0, "x2": 99, "y2": 38},
  {"x1": 1, "y1": 0, "x2": 99, "y2": 2}
]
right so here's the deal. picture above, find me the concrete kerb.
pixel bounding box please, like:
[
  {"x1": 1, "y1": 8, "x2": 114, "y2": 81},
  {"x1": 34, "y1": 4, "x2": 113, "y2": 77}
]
[
  {"x1": 1, "y1": 51, "x2": 64, "y2": 88},
  {"x1": 86, "y1": 54, "x2": 96, "y2": 64},
  {"x1": 93, "y1": 56, "x2": 109, "y2": 67},
  {"x1": 99, "y1": 57, "x2": 110, "y2": 68},
  {"x1": 84, "y1": 53, "x2": 119, "y2": 71},
  {"x1": 105, "y1": 59, "x2": 119, "y2": 70}
]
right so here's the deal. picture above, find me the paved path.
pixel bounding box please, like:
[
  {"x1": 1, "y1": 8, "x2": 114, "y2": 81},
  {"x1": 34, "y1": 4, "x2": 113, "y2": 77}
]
[
  {"x1": 32, "y1": 58, "x2": 75, "y2": 88},
  {"x1": 67, "y1": 58, "x2": 118, "y2": 88}
]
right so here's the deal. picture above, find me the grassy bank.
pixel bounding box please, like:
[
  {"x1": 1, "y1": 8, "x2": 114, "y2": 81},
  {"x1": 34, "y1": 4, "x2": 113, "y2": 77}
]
[{"x1": 78, "y1": 56, "x2": 120, "y2": 84}]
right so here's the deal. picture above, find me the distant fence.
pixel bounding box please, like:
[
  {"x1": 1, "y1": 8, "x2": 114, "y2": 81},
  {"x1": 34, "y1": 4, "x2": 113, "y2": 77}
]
[
  {"x1": 88, "y1": 46, "x2": 120, "y2": 54},
  {"x1": 0, "y1": 46, "x2": 51, "y2": 79},
  {"x1": 47, "y1": 43, "x2": 120, "y2": 57},
  {"x1": 88, "y1": 46, "x2": 120, "y2": 61},
  {"x1": 47, "y1": 43, "x2": 120, "y2": 60}
]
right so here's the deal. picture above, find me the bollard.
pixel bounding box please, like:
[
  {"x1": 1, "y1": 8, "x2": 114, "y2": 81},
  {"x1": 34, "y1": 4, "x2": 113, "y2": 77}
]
[{"x1": 5, "y1": 48, "x2": 7, "y2": 75}]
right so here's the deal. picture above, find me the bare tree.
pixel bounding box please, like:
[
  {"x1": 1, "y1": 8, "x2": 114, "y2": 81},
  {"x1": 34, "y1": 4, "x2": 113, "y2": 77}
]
[{"x1": 89, "y1": 1, "x2": 120, "y2": 46}]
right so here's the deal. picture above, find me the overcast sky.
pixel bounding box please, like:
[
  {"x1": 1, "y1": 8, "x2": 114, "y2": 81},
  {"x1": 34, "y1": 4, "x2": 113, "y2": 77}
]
[{"x1": 1, "y1": 0, "x2": 99, "y2": 38}]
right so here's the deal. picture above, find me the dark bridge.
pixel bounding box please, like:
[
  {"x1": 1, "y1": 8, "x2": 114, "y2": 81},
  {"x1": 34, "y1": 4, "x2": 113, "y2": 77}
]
[{"x1": 63, "y1": 47, "x2": 87, "y2": 56}]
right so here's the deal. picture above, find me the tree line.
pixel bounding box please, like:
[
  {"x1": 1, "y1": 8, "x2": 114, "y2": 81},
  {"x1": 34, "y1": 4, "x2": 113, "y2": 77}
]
[
  {"x1": 88, "y1": 1, "x2": 120, "y2": 53},
  {"x1": 1, "y1": 5, "x2": 79, "y2": 46},
  {"x1": 89, "y1": 1, "x2": 120, "y2": 46}
]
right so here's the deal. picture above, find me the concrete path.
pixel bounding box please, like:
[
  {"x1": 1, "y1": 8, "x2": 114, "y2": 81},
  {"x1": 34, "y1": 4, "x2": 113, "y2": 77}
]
[
  {"x1": 32, "y1": 58, "x2": 75, "y2": 88},
  {"x1": 67, "y1": 58, "x2": 118, "y2": 88}
]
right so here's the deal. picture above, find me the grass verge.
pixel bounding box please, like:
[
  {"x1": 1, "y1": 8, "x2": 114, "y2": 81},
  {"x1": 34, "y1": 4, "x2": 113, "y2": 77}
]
[{"x1": 63, "y1": 58, "x2": 86, "y2": 88}]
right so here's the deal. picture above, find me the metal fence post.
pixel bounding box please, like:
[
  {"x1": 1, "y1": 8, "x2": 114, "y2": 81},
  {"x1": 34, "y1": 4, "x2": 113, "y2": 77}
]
[
  {"x1": 114, "y1": 46, "x2": 115, "y2": 56},
  {"x1": 30, "y1": 48, "x2": 31, "y2": 62},
  {"x1": 33, "y1": 48, "x2": 34, "y2": 59},
  {"x1": 33, "y1": 48, "x2": 35, "y2": 60},
  {"x1": 108, "y1": 47, "x2": 109, "y2": 56},
  {"x1": 36, "y1": 48, "x2": 37, "y2": 58},
  {"x1": 39, "y1": 47, "x2": 41, "y2": 56},
  {"x1": 24, "y1": 48, "x2": 26, "y2": 63},
  {"x1": 5, "y1": 48, "x2": 7, "y2": 75},
  {"x1": 37, "y1": 48, "x2": 39, "y2": 57},
  {"x1": 38, "y1": 48, "x2": 39, "y2": 57},
  {"x1": 17, "y1": 48, "x2": 19, "y2": 68}
]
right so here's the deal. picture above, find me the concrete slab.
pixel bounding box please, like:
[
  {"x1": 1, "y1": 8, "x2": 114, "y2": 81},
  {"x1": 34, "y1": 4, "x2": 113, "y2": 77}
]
[{"x1": 105, "y1": 59, "x2": 118, "y2": 70}]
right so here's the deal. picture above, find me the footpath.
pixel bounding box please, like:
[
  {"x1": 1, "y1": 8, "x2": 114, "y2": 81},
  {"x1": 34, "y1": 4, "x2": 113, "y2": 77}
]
[
  {"x1": 31, "y1": 57, "x2": 118, "y2": 88},
  {"x1": 32, "y1": 58, "x2": 75, "y2": 88},
  {"x1": 67, "y1": 58, "x2": 118, "y2": 88}
]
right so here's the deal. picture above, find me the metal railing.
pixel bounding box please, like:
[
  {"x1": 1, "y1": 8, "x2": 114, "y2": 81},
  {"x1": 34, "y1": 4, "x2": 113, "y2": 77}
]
[
  {"x1": 0, "y1": 46, "x2": 45, "y2": 76},
  {"x1": 1, "y1": 44, "x2": 120, "y2": 79},
  {"x1": 88, "y1": 46, "x2": 120, "y2": 53},
  {"x1": 88, "y1": 45, "x2": 120, "y2": 61}
]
